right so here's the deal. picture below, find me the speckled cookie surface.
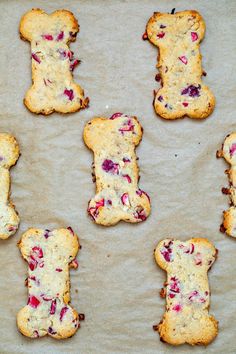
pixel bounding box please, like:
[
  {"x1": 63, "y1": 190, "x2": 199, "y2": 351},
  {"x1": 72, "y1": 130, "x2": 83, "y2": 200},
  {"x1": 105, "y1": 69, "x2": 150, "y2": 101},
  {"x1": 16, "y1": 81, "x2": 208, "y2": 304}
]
[
  {"x1": 217, "y1": 133, "x2": 236, "y2": 237},
  {"x1": 0, "y1": 133, "x2": 20, "y2": 239},
  {"x1": 83, "y1": 113, "x2": 151, "y2": 226},
  {"x1": 146, "y1": 10, "x2": 215, "y2": 120},
  {"x1": 154, "y1": 238, "x2": 218, "y2": 346},
  {"x1": 20, "y1": 8, "x2": 89, "y2": 115},
  {"x1": 17, "y1": 228, "x2": 80, "y2": 339}
]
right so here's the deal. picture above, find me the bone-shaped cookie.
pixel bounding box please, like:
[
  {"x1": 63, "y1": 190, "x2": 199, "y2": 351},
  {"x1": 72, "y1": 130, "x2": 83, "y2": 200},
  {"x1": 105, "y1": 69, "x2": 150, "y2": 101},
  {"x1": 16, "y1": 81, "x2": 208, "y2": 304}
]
[
  {"x1": 0, "y1": 133, "x2": 20, "y2": 239},
  {"x1": 217, "y1": 133, "x2": 236, "y2": 237},
  {"x1": 154, "y1": 238, "x2": 218, "y2": 346},
  {"x1": 20, "y1": 9, "x2": 89, "y2": 115},
  {"x1": 17, "y1": 228, "x2": 80, "y2": 339},
  {"x1": 83, "y1": 113, "x2": 151, "y2": 226},
  {"x1": 146, "y1": 10, "x2": 215, "y2": 119}
]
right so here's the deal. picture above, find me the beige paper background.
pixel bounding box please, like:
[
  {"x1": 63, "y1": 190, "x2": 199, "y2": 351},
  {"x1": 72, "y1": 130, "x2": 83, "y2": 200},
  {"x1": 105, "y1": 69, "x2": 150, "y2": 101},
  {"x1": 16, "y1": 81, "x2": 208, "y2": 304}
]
[{"x1": 0, "y1": 0, "x2": 235, "y2": 353}]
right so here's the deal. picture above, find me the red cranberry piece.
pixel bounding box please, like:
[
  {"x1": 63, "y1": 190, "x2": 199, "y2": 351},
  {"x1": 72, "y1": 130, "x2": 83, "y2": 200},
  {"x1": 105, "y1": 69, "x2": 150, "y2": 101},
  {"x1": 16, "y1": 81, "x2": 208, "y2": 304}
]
[
  {"x1": 71, "y1": 259, "x2": 79, "y2": 269},
  {"x1": 182, "y1": 102, "x2": 189, "y2": 107},
  {"x1": 56, "y1": 268, "x2": 62, "y2": 272},
  {"x1": 178, "y1": 56, "x2": 188, "y2": 65},
  {"x1": 121, "y1": 193, "x2": 130, "y2": 206},
  {"x1": 32, "y1": 53, "x2": 41, "y2": 64},
  {"x1": 29, "y1": 256, "x2": 38, "y2": 271},
  {"x1": 56, "y1": 31, "x2": 64, "y2": 41},
  {"x1": 60, "y1": 307, "x2": 68, "y2": 321},
  {"x1": 157, "y1": 31, "x2": 165, "y2": 38},
  {"x1": 119, "y1": 119, "x2": 134, "y2": 133},
  {"x1": 64, "y1": 89, "x2": 74, "y2": 101},
  {"x1": 28, "y1": 295, "x2": 40, "y2": 308},
  {"x1": 158, "y1": 95, "x2": 163, "y2": 102},
  {"x1": 110, "y1": 112, "x2": 123, "y2": 119},
  {"x1": 194, "y1": 252, "x2": 202, "y2": 265},
  {"x1": 102, "y1": 159, "x2": 119, "y2": 174},
  {"x1": 48, "y1": 327, "x2": 57, "y2": 335},
  {"x1": 67, "y1": 226, "x2": 74, "y2": 235},
  {"x1": 172, "y1": 304, "x2": 182, "y2": 312},
  {"x1": 42, "y1": 34, "x2": 53, "y2": 40},
  {"x1": 50, "y1": 299, "x2": 57, "y2": 315},
  {"x1": 191, "y1": 32, "x2": 198, "y2": 42},
  {"x1": 136, "y1": 189, "x2": 150, "y2": 202},
  {"x1": 32, "y1": 246, "x2": 43, "y2": 258},
  {"x1": 229, "y1": 143, "x2": 236, "y2": 157},
  {"x1": 122, "y1": 174, "x2": 132, "y2": 183},
  {"x1": 70, "y1": 59, "x2": 80, "y2": 71},
  {"x1": 134, "y1": 208, "x2": 147, "y2": 221}
]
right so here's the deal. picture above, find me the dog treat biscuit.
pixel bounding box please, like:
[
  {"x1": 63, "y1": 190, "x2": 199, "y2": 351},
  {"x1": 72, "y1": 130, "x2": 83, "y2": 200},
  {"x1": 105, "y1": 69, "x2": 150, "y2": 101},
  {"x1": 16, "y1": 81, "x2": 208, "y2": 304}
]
[
  {"x1": 20, "y1": 9, "x2": 89, "y2": 115},
  {"x1": 83, "y1": 113, "x2": 151, "y2": 226},
  {"x1": 17, "y1": 228, "x2": 80, "y2": 339},
  {"x1": 146, "y1": 10, "x2": 215, "y2": 119},
  {"x1": 0, "y1": 133, "x2": 20, "y2": 239},
  {"x1": 154, "y1": 238, "x2": 218, "y2": 346},
  {"x1": 217, "y1": 133, "x2": 236, "y2": 237}
]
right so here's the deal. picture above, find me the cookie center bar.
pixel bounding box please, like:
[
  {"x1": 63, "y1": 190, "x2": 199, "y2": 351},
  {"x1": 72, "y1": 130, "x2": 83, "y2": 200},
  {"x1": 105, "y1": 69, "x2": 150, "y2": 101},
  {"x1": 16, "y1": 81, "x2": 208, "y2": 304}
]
[
  {"x1": 20, "y1": 9, "x2": 88, "y2": 115},
  {"x1": 155, "y1": 238, "x2": 218, "y2": 345},
  {"x1": 146, "y1": 11, "x2": 215, "y2": 119},
  {"x1": 83, "y1": 113, "x2": 151, "y2": 226},
  {"x1": 17, "y1": 228, "x2": 80, "y2": 339}
]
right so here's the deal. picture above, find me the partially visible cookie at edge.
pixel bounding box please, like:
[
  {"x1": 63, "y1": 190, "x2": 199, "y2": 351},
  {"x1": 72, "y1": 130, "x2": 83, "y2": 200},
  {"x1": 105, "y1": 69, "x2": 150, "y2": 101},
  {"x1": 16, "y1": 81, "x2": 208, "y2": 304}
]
[
  {"x1": 17, "y1": 227, "x2": 80, "y2": 339},
  {"x1": 145, "y1": 10, "x2": 215, "y2": 119},
  {"x1": 0, "y1": 133, "x2": 20, "y2": 239}
]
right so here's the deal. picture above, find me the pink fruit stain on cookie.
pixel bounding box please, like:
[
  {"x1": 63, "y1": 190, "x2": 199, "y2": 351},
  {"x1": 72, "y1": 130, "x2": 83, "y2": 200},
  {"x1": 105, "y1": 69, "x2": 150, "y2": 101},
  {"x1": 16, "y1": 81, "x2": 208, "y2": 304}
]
[
  {"x1": 70, "y1": 59, "x2": 80, "y2": 71},
  {"x1": 67, "y1": 226, "x2": 74, "y2": 235},
  {"x1": 70, "y1": 259, "x2": 79, "y2": 269},
  {"x1": 172, "y1": 304, "x2": 182, "y2": 312},
  {"x1": 31, "y1": 53, "x2": 41, "y2": 63},
  {"x1": 102, "y1": 159, "x2": 119, "y2": 174},
  {"x1": 32, "y1": 246, "x2": 43, "y2": 258},
  {"x1": 64, "y1": 89, "x2": 74, "y2": 101},
  {"x1": 56, "y1": 31, "x2": 64, "y2": 41},
  {"x1": 179, "y1": 242, "x2": 195, "y2": 254},
  {"x1": 44, "y1": 229, "x2": 51, "y2": 239},
  {"x1": 194, "y1": 252, "x2": 202, "y2": 265},
  {"x1": 157, "y1": 31, "x2": 165, "y2": 38},
  {"x1": 122, "y1": 174, "x2": 132, "y2": 183},
  {"x1": 121, "y1": 193, "x2": 130, "y2": 206},
  {"x1": 160, "y1": 240, "x2": 173, "y2": 262},
  {"x1": 181, "y1": 84, "x2": 201, "y2": 97},
  {"x1": 42, "y1": 34, "x2": 53, "y2": 40},
  {"x1": 60, "y1": 307, "x2": 68, "y2": 321},
  {"x1": 178, "y1": 55, "x2": 188, "y2": 65},
  {"x1": 50, "y1": 299, "x2": 57, "y2": 315},
  {"x1": 191, "y1": 32, "x2": 198, "y2": 42},
  {"x1": 119, "y1": 119, "x2": 134, "y2": 133},
  {"x1": 28, "y1": 295, "x2": 40, "y2": 308},
  {"x1": 110, "y1": 112, "x2": 123, "y2": 120},
  {"x1": 134, "y1": 207, "x2": 147, "y2": 221},
  {"x1": 56, "y1": 268, "x2": 62, "y2": 272},
  {"x1": 229, "y1": 143, "x2": 236, "y2": 157},
  {"x1": 136, "y1": 189, "x2": 151, "y2": 202},
  {"x1": 28, "y1": 256, "x2": 38, "y2": 271}
]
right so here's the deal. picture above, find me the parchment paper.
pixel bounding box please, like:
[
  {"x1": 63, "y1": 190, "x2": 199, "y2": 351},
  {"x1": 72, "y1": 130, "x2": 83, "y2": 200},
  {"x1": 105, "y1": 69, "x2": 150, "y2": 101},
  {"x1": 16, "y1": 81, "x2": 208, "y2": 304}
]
[{"x1": 0, "y1": 0, "x2": 236, "y2": 353}]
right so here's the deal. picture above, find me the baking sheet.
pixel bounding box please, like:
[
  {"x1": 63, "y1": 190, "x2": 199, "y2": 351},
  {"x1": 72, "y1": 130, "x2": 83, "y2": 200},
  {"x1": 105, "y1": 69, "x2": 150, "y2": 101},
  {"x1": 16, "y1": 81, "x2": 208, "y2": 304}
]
[{"x1": 0, "y1": 0, "x2": 236, "y2": 353}]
